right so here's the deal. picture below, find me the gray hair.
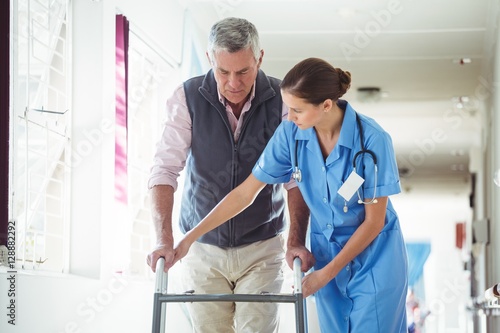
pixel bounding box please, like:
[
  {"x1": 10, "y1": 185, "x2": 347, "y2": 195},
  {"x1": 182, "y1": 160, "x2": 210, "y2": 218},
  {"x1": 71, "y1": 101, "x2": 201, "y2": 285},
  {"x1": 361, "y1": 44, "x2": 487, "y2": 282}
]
[{"x1": 207, "y1": 17, "x2": 261, "y2": 62}]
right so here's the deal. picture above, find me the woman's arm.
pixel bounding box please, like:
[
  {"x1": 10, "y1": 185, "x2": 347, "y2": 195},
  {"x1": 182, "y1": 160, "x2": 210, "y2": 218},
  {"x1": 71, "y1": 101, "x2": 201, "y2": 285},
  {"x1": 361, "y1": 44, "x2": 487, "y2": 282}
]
[
  {"x1": 301, "y1": 196, "x2": 388, "y2": 297},
  {"x1": 173, "y1": 174, "x2": 267, "y2": 262}
]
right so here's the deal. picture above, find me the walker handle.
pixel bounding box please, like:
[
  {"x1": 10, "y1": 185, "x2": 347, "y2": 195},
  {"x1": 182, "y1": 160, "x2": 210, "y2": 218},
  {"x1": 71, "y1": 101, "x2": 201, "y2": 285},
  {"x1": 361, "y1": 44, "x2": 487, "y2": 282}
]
[
  {"x1": 293, "y1": 257, "x2": 303, "y2": 295},
  {"x1": 154, "y1": 257, "x2": 168, "y2": 294}
]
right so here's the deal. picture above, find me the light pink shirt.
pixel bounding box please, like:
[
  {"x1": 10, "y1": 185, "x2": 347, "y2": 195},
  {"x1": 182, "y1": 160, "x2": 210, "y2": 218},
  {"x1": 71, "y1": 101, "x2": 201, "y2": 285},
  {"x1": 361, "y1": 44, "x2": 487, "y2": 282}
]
[{"x1": 148, "y1": 82, "x2": 296, "y2": 191}]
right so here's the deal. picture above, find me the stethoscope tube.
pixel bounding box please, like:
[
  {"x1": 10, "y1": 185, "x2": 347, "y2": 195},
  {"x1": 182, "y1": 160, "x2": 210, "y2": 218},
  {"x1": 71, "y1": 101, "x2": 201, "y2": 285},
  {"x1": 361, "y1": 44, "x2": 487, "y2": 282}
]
[
  {"x1": 292, "y1": 138, "x2": 302, "y2": 182},
  {"x1": 353, "y1": 113, "x2": 378, "y2": 205},
  {"x1": 292, "y1": 112, "x2": 378, "y2": 205}
]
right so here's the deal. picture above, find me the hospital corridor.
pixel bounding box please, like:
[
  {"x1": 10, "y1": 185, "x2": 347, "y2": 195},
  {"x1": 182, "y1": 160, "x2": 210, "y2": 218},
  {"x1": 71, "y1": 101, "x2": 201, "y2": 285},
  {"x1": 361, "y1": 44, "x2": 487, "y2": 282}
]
[{"x1": 1, "y1": 0, "x2": 500, "y2": 332}]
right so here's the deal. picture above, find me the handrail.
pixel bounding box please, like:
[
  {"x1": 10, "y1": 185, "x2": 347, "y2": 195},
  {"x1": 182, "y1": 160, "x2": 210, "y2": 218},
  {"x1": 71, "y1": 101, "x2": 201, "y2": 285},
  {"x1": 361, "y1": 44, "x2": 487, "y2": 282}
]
[
  {"x1": 468, "y1": 283, "x2": 500, "y2": 317},
  {"x1": 485, "y1": 283, "x2": 500, "y2": 302}
]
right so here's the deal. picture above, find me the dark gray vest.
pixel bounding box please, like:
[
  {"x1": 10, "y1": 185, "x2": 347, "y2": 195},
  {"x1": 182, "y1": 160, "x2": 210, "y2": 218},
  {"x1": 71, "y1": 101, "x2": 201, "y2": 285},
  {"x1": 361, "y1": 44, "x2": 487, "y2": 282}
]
[{"x1": 180, "y1": 69, "x2": 286, "y2": 247}]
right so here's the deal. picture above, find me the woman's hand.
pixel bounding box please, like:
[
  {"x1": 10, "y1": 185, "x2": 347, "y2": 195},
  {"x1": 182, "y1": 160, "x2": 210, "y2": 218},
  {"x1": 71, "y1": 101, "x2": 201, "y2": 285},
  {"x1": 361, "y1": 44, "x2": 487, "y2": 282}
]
[
  {"x1": 172, "y1": 236, "x2": 194, "y2": 265},
  {"x1": 301, "y1": 268, "x2": 332, "y2": 298}
]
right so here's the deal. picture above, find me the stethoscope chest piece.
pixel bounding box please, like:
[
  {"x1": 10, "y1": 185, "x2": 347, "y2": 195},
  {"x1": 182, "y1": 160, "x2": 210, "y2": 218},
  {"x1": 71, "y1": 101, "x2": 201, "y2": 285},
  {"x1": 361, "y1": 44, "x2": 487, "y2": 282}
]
[{"x1": 292, "y1": 166, "x2": 302, "y2": 182}]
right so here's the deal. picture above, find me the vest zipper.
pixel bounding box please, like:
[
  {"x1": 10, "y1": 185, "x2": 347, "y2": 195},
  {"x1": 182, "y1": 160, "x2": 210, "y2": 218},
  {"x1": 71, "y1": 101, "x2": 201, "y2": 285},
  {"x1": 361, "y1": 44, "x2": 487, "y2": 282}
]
[
  {"x1": 228, "y1": 143, "x2": 239, "y2": 247},
  {"x1": 228, "y1": 105, "x2": 260, "y2": 247}
]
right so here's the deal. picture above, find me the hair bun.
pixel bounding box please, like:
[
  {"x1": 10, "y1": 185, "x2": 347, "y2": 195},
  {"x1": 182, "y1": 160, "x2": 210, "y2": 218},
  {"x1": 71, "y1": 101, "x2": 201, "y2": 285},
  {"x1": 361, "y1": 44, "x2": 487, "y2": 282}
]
[
  {"x1": 337, "y1": 69, "x2": 351, "y2": 84},
  {"x1": 335, "y1": 68, "x2": 351, "y2": 97}
]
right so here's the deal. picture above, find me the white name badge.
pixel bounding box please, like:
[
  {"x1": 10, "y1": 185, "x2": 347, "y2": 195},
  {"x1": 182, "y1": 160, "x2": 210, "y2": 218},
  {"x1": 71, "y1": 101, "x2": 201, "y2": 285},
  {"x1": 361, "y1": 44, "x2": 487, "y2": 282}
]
[{"x1": 337, "y1": 171, "x2": 365, "y2": 201}]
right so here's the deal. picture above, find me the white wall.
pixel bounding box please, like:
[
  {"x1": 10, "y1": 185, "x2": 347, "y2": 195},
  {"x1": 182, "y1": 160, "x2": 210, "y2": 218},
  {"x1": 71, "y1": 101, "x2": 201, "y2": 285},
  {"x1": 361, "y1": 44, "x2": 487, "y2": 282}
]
[
  {"x1": 0, "y1": 271, "x2": 153, "y2": 333},
  {"x1": 486, "y1": 1, "x2": 500, "y2": 330}
]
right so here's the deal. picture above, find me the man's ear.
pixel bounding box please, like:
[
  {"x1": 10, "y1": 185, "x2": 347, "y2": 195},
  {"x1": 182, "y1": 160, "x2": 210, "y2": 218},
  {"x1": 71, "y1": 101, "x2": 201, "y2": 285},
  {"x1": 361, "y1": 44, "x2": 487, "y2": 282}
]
[
  {"x1": 257, "y1": 49, "x2": 264, "y2": 68},
  {"x1": 206, "y1": 51, "x2": 213, "y2": 66}
]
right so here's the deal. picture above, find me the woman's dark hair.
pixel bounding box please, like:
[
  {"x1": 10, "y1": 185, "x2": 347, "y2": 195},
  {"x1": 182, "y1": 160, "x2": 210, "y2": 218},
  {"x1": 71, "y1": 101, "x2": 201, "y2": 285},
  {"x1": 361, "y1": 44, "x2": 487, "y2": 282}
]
[{"x1": 280, "y1": 58, "x2": 351, "y2": 105}]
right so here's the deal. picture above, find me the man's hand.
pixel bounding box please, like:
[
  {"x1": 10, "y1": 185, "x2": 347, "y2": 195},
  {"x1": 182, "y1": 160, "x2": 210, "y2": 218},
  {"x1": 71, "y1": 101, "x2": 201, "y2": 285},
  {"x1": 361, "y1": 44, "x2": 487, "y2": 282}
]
[
  {"x1": 286, "y1": 245, "x2": 315, "y2": 272},
  {"x1": 147, "y1": 243, "x2": 175, "y2": 273}
]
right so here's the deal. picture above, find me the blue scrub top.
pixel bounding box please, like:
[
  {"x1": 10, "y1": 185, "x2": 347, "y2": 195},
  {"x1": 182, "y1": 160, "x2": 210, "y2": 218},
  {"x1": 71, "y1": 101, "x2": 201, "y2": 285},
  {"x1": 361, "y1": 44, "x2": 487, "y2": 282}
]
[
  {"x1": 253, "y1": 100, "x2": 401, "y2": 238},
  {"x1": 253, "y1": 100, "x2": 408, "y2": 332}
]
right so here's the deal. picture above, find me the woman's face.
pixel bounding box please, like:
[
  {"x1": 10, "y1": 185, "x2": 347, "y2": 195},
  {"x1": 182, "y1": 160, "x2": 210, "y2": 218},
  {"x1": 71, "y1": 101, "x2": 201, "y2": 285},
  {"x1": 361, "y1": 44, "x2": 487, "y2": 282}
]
[{"x1": 283, "y1": 91, "x2": 324, "y2": 130}]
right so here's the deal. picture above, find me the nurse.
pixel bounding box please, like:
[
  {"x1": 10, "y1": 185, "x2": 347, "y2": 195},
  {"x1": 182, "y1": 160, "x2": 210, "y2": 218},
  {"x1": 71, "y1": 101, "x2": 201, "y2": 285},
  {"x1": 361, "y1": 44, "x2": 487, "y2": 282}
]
[{"x1": 173, "y1": 57, "x2": 408, "y2": 333}]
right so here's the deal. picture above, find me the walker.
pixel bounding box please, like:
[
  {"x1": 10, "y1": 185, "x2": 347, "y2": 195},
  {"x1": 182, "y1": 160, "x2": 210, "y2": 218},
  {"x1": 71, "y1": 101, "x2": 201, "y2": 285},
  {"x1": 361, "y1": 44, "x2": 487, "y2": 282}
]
[{"x1": 151, "y1": 257, "x2": 308, "y2": 332}]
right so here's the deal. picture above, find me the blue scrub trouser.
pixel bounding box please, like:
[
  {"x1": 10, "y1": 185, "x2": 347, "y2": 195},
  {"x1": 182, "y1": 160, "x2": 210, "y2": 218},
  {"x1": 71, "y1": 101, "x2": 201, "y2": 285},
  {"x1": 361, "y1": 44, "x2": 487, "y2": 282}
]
[{"x1": 311, "y1": 229, "x2": 408, "y2": 332}]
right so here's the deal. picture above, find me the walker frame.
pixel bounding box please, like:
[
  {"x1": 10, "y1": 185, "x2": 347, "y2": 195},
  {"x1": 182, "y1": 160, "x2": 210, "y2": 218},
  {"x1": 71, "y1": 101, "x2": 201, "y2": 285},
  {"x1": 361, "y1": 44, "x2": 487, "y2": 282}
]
[{"x1": 151, "y1": 257, "x2": 308, "y2": 333}]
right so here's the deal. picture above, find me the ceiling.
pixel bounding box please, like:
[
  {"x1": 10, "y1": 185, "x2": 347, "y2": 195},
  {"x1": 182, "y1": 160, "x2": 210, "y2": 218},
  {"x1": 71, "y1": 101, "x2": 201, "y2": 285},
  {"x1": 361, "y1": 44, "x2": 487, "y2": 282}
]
[{"x1": 179, "y1": 0, "x2": 495, "y2": 184}]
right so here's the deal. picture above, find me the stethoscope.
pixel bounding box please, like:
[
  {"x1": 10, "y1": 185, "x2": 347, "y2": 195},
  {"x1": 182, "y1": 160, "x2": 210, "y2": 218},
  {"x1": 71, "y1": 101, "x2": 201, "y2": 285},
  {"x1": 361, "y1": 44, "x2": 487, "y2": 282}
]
[{"x1": 292, "y1": 112, "x2": 378, "y2": 207}]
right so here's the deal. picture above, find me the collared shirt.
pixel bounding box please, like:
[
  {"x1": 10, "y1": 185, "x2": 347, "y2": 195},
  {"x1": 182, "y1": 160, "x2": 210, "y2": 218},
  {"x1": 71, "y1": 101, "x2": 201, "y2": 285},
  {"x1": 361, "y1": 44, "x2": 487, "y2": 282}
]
[
  {"x1": 253, "y1": 100, "x2": 401, "y2": 238},
  {"x1": 148, "y1": 82, "x2": 291, "y2": 191}
]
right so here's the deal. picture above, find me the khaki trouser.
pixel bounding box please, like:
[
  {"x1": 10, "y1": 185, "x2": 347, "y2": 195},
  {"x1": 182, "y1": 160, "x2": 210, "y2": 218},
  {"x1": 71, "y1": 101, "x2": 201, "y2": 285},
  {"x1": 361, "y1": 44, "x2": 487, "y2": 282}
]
[{"x1": 180, "y1": 235, "x2": 285, "y2": 333}]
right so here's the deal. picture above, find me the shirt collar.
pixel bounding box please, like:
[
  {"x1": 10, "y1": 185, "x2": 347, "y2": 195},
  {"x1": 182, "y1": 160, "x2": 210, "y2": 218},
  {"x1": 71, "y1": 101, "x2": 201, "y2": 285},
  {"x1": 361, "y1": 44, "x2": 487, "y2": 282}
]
[
  {"x1": 337, "y1": 100, "x2": 357, "y2": 150},
  {"x1": 217, "y1": 81, "x2": 257, "y2": 107}
]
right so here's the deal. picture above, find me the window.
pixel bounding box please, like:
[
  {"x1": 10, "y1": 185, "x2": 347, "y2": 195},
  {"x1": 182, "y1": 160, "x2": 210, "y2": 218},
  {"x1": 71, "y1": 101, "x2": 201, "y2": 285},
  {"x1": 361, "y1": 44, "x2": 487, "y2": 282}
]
[
  {"x1": 10, "y1": 0, "x2": 71, "y2": 272},
  {"x1": 126, "y1": 28, "x2": 180, "y2": 277}
]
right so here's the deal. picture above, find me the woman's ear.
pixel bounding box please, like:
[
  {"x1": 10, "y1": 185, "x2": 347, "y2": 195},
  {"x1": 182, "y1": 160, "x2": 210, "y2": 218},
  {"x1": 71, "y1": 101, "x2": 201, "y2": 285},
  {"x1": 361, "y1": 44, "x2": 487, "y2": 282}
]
[{"x1": 323, "y1": 99, "x2": 333, "y2": 112}]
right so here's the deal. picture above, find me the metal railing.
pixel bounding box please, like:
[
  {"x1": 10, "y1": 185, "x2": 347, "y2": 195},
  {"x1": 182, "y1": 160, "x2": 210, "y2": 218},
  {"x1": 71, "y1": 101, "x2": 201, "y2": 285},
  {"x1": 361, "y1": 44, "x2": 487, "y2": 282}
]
[{"x1": 470, "y1": 283, "x2": 500, "y2": 317}]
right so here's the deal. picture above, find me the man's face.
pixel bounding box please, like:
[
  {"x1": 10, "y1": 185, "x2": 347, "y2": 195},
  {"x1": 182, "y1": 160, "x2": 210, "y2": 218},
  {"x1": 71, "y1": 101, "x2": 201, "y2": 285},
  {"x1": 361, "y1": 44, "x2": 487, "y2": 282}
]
[{"x1": 208, "y1": 47, "x2": 263, "y2": 105}]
